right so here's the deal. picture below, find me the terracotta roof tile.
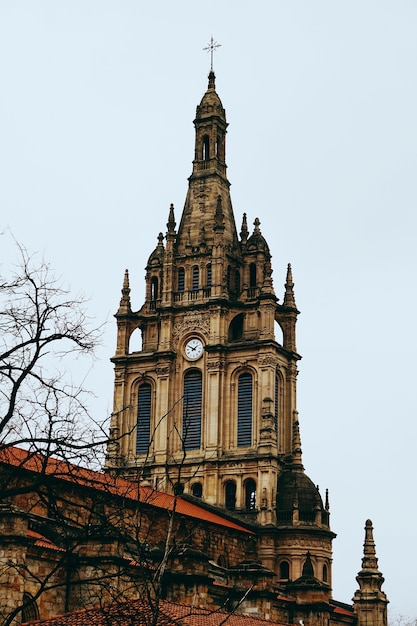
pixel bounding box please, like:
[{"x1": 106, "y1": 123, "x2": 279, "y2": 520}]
[
  {"x1": 0, "y1": 446, "x2": 252, "y2": 535},
  {"x1": 22, "y1": 599, "x2": 293, "y2": 626},
  {"x1": 27, "y1": 529, "x2": 65, "y2": 552}
]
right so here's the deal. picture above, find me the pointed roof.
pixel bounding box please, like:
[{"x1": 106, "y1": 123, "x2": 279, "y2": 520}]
[{"x1": 116, "y1": 269, "x2": 131, "y2": 315}]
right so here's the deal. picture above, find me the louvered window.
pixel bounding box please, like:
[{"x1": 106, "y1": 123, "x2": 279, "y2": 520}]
[
  {"x1": 178, "y1": 267, "x2": 185, "y2": 292},
  {"x1": 237, "y1": 372, "x2": 253, "y2": 447},
  {"x1": 192, "y1": 266, "x2": 199, "y2": 291},
  {"x1": 274, "y1": 372, "x2": 279, "y2": 433},
  {"x1": 207, "y1": 264, "x2": 212, "y2": 287},
  {"x1": 136, "y1": 383, "x2": 151, "y2": 454},
  {"x1": 182, "y1": 370, "x2": 202, "y2": 450}
]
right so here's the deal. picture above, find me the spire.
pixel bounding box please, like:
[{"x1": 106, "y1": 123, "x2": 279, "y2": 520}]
[
  {"x1": 283, "y1": 263, "x2": 297, "y2": 309},
  {"x1": 292, "y1": 414, "x2": 303, "y2": 467},
  {"x1": 117, "y1": 269, "x2": 131, "y2": 315},
  {"x1": 240, "y1": 212, "x2": 248, "y2": 244},
  {"x1": 166, "y1": 203, "x2": 176, "y2": 234},
  {"x1": 353, "y1": 520, "x2": 388, "y2": 625},
  {"x1": 301, "y1": 552, "x2": 314, "y2": 578}
]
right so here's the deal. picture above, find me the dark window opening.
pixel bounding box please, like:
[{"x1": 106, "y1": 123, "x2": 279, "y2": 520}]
[
  {"x1": 207, "y1": 264, "x2": 212, "y2": 287},
  {"x1": 192, "y1": 482, "x2": 202, "y2": 498},
  {"x1": 202, "y1": 135, "x2": 210, "y2": 160},
  {"x1": 192, "y1": 265, "x2": 199, "y2": 291},
  {"x1": 229, "y1": 313, "x2": 244, "y2": 341},
  {"x1": 322, "y1": 564, "x2": 328, "y2": 582},
  {"x1": 151, "y1": 277, "x2": 158, "y2": 301},
  {"x1": 225, "y1": 481, "x2": 236, "y2": 510},
  {"x1": 280, "y1": 561, "x2": 290, "y2": 580},
  {"x1": 234, "y1": 270, "x2": 240, "y2": 295},
  {"x1": 249, "y1": 263, "x2": 257, "y2": 287},
  {"x1": 182, "y1": 369, "x2": 202, "y2": 450},
  {"x1": 245, "y1": 478, "x2": 257, "y2": 510},
  {"x1": 237, "y1": 372, "x2": 253, "y2": 447},
  {"x1": 178, "y1": 267, "x2": 185, "y2": 292},
  {"x1": 136, "y1": 383, "x2": 152, "y2": 454}
]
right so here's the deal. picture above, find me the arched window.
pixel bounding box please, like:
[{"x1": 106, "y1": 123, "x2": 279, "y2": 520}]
[
  {"x1": 244, "y1": 478, "x2": 256, "y2": 510},
  {"x1": 202, "y1": 135, "x2": 210, "y2": 160},
  {"x1": 225, "y1": 481, "x2": 236, "y2": 510},
  {"x1": 249, "y1": 263, "x2": 257, "y2": 287},
  {"x1": 274, "y1": 371, "x2": 279, "y2": 433},
  {"x1": 206, "y1": 264, "x2": 212, "y2": 287},
  {"x1": 22, "y1": 593, "x2": 39, "y2": 623},
  {"x1": 182, "y1": 370, "x2": 202, "y2": 450},
  {"x1": 174, "y1": 482, "x2": 184, "y2": 495},
  {"x1": 227, "y1": 266, "x2": 232, "y2": 291},
  {"x1": 322, "y1": 563, "x2": 328, "y2": 582},
  {"x1": 178, "y1": 267, "x2": 185, "y2": 292},
  {"x1": 192, "y1": 482, "x2": 202, "y2": 498},
  {"x1": 229, "y1": 313, "x2": 244, "y2": 341},
  {"x1": 237, "y1": 372, "x2": 253, "y2": 447},
  {"x1": 279, "y1": 561, "x2": 290, "y2": 580},
  {"x1": 151, "y1": 277, "x2": 158, "y2": 301},
  {"x1": 136, "y1": 383, "x2": 152, "y2": 454},
  {"x1": 192, "y1": 265, "x2": 199, "y2": 291}
]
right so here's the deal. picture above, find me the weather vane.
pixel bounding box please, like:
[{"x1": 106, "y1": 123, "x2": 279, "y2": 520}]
[{"x1": 203, "y1": 36, "x2": 221, "y2": 72}]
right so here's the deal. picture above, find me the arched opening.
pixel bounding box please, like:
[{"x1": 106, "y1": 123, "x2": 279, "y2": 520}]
[
  {"x1": 136, "y1": 382, "x2": 152, "y2": 455},
  {"x1": 202, "y1": 135, "x2": 210, "y2": 160},
  {"x1": 322, "y1": 563, "x2": 328, "y2": 582},
  {"x1": 234, "y1": 270, "x2": 241, "y2": 295},
  {"x1": 237, "y1": 372, "x2": 253, "y2": 447},
  {"x1": 279, "y1": 561, "x2": 290, "y2": 580},
  {"x1": 228, "y1": 313, "x2": 244, "y2": 341},
  {"x1": 274, "y1": 319, "x2": 284, "y2": 345},
  {"x1": 206, "y1": 263, "x2": 212, "y2": 287},
  {"x1": 129, "y1": 327, "x2": 143, "y2": 353},
  {"x1": 151, "y1": 277, "x2": 158, "y2": 301},
  {"x1": 225, "y1": 481, "x2": 236, "y2": 510},
  {"x1": 192, "y1": 482, "x2": 202, "y2": 498},
  {"x1": 244, "y1": 478, "x2": 257, "y2": 510},
  {"x1": 21, "y1": 593, "x2": 39, "y2": 623},
  {"x1": 178, "y1": 267, "x2": 185, "y2": 292},
  {"x1": 182, "y1": 369, "x2": 202, "y2": 450}
]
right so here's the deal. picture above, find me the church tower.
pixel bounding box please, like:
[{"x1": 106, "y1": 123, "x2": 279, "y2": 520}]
[{"x1": 106, "y1": 71, "x2": 334, "y2": 586}]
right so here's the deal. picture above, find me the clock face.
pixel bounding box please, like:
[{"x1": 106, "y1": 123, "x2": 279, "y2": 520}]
[{"x1": 184, "y1": 338, "x2": 204, "y2": 361}]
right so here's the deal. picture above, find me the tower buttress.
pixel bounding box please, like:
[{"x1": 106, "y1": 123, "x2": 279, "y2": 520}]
[{"x1": 353, "y1": 519, "x2": 388, "y2": 626}]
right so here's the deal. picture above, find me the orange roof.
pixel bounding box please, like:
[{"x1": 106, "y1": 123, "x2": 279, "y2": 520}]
[
  {"x1": 0, "y1": 446, "x2": 252, "y2": 535},
  {"x1": 27, "y1": 529, "x2": 65, "y2": 553},
  {"x1": 22, "y1": 598, "x2": 293, "y2": 626}
]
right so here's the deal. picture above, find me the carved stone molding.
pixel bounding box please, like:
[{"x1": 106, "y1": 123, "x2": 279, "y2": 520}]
[{"x1": 173, "y1": 311, "x2": 210, "y2": 339}]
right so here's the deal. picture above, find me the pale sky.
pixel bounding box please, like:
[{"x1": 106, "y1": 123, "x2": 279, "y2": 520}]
[{"x1": 1, "y1": 1, "x2": 416, "y2": 619}]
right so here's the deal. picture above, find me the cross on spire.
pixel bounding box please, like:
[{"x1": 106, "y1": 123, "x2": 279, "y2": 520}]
[{"x1": 203, "y1": 36, "x2": 221, "y2": 71}]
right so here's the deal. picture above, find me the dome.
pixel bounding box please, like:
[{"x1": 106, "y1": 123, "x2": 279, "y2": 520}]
[
  {"x1": 276, "y1": 467, "x2": 326, "y2": 526},
  {"x1": 245, "y1": 218, "x2": 271, "y2": 255},
  {"x1": 195, "y1": 71, "x2": 225, "y2": 120},
  {"x1": 146, "y1": 233, "x2": 165, "y2": 267}
]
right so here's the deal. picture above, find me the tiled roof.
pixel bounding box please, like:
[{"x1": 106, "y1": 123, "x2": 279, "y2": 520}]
[
  {"x1": 22, "y1": 598, "x2": 293, "y2": 626},
  {"x1": 0, "y1": 446, "x2": 252, "y2": 535},
  {"x1": 27, "y1": 529, "x2": 65, "y2": 552}
]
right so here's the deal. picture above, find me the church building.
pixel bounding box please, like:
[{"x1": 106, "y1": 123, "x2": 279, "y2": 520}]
[
  {"x1": 0, "y1": 70, "x2": 389, "y2": 626},
  {"x1": 104, "y1": 70, "x2": 389, "y2": 625}
]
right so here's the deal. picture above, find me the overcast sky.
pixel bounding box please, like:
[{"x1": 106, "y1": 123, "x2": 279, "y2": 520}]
[{"x1": 1, "y1": 1, "x2": 416, "y2": 619}]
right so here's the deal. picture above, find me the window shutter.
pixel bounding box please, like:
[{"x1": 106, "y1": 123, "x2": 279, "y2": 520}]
[
  {"x1": 237, "y1": 372, "x2": 252, "y2": 447},
  {"x1": 136, "y1": 383, "x2": 151, "y2": 454},
  {"x1": 183, "y1": 370, "x2": 202, "y2": 450}
]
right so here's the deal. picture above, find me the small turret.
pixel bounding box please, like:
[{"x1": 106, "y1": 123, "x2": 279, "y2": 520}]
[{"x1": 353, "y1": 519, "x2": 388, "y2": 626}]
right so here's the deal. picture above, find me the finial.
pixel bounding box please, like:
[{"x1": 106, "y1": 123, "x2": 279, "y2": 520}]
[
  {"x1": 362, "y1": 519, "x2": 378, "y2": 568},
  {"x1": 283, "y1": 263, "x2": 297, "y2": 309},
  {"x1": 240, "y1": 212, "x2": 248, "y2": 243},
  {"x1": 292, "y1": 414, "x2": 303, "y2": 467},
  {"x1": 167, "y1": 203, "x2": 176, "y2": 234},
  {"x1": 117, "y1": 269, "x2": 131, "y2": 314},
  {"x1": 253, "y1": 217, "x2": 261, "y2": 234},
  {"x1": 157, "y1": 232, "x2": 164, "y2": 247},
  {"x1": 325, "y1": 488, "x2": 329, "y2": 511},
  {"x1": 354, "y1": 519, "x2": 388, "y2": 614},
  {"x1": 203, "y1": 36, "x2": 221, "y2": 72}
]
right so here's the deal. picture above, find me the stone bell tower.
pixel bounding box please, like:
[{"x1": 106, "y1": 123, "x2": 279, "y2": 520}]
[{"x1": 105, "y1": 74, "x2": 333, "y2": 582}]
